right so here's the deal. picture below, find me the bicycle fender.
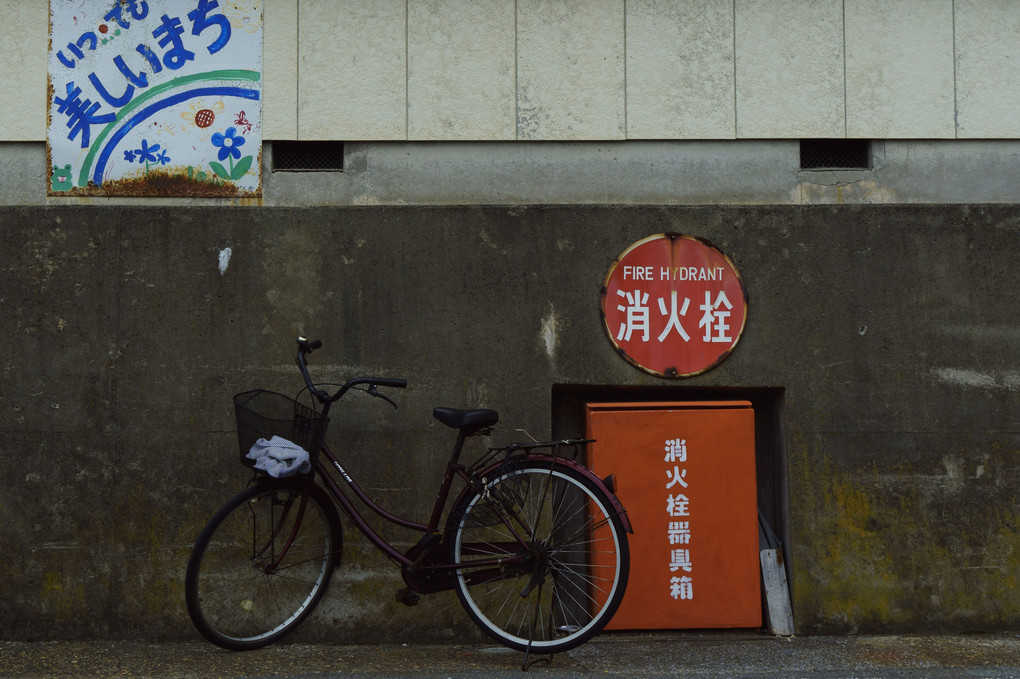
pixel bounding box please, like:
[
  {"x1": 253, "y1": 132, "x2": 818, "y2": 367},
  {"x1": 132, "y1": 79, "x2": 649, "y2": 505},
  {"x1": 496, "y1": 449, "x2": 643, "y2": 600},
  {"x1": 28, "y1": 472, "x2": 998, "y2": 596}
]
[{"x1": 461, "y1": 456, "x2": 634, "y2": 534}]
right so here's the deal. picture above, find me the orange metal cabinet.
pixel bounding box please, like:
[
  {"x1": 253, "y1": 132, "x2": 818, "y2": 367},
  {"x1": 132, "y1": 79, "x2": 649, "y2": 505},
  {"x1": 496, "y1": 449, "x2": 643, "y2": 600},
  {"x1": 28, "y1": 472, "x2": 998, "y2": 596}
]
[{"x1": 586, "y1": 402, "x2": 761, "y2": 630}]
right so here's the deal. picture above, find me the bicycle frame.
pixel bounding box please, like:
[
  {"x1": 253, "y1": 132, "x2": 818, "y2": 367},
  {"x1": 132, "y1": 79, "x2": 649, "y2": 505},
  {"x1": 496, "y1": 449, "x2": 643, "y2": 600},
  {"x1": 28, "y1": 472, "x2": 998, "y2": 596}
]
[
  {"x1": 249, "y1": 483, "x2": 314, "y2": 574},
  {"x1": 286, "y1": 337, "x2": 630, "y2": 593},
  {"x1": 303, "y1": 431, "x2": 632, "y2": 597},
  {"x1": 310, "y1": 428, "x2": 523, "y2": 581}
]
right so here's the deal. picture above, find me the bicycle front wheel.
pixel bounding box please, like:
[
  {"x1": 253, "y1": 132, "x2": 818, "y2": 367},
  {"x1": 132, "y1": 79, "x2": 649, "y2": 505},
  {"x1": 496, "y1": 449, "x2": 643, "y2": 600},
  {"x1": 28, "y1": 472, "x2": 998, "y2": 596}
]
[
  {"x1": 185, "y1": 481, "x2": 341, "y2": 650},
  {"x1": 448, "y1": 461, "x2": 629, "y2": 654}
]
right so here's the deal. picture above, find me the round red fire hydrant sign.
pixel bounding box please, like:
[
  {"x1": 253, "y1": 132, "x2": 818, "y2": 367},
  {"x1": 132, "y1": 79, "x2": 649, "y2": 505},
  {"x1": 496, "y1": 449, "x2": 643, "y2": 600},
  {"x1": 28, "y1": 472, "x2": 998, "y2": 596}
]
[{"x1": 601, "y1": 234, "x2": 748, "y2": 378}]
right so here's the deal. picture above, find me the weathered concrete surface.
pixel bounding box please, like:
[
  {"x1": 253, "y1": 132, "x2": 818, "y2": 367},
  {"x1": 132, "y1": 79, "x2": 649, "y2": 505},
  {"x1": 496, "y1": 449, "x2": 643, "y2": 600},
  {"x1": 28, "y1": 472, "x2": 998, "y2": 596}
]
[
  {"x1": 0, "y1": 205, "x2": 1017, "y2": 642},
  {"x1": 1, "y1": 633, "x2": 1019, "y2": 678},
  {"x1": 7, "y1": 140, "x2": 1020, "y2": 207}
]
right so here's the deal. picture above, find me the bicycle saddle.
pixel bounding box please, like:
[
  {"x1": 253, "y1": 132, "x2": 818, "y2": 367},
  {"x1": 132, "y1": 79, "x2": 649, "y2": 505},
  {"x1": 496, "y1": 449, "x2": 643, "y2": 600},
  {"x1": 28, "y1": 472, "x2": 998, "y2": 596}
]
[{"x1": 433, "y1": 407, "x2": 499, "y2": 432}]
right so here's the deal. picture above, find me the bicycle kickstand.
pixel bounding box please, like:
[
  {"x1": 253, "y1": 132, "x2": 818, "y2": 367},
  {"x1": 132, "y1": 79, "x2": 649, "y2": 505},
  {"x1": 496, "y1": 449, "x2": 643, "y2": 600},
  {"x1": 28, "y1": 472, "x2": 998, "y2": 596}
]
[{"x1": 520, "y1": 582, "x2": 554, "y2": 671}]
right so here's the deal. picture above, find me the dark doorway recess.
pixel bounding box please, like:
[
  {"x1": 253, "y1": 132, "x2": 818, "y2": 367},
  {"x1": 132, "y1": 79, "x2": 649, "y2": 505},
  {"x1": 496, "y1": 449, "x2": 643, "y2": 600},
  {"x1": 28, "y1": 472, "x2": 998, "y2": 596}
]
[{"x1": 551, "y1": 385, "x2": 789, "y2": 583}]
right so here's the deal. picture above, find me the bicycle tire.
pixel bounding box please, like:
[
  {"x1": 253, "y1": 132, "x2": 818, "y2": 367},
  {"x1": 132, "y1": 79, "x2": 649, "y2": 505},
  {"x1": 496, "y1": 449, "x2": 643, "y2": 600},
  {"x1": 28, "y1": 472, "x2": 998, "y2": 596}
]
[
  {"x1": 447, "y1": 460, "x2": 629, "y2": 654},
  {"x1": 185, "y1": 480, "x2": 342, "y2": 650}
]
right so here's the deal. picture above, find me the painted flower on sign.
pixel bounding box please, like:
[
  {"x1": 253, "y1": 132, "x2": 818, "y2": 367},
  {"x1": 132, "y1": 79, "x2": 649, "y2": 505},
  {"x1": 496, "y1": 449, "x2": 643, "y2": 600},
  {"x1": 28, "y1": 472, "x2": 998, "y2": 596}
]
[
  {"x1": 135, "y1": 139, "x2": 160, "y2": 164},
  {"x1": 211, "y1": 126, "x2": 245, "y2": 161},
  {"x1": 123, "y1": 139, "x2": 170, "y2": 174},
  {"x1": 208, "y1": 126, "x2": 253, "y2": 182},
  {"x1": 179, "y1": 99, "x2": 225, "y2": 140}
]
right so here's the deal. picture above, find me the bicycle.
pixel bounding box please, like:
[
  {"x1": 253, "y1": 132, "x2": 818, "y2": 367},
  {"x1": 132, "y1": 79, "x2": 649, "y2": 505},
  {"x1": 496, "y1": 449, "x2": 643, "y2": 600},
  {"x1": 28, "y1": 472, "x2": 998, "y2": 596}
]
[{"x1": 185, "y1": 337, "x2": 632, "y2": 661}]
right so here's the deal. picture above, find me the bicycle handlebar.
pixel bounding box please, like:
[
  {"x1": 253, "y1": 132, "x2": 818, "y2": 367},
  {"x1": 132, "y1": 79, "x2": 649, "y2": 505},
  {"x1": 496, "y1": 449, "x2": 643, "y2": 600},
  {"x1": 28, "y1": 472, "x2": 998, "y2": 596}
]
[
  {"x1": 298, "y1": 337, "x2": 323, "y2": 353},
  {"x1": 296, "y1": 337, "x2": 407, "y2": 408},
  {"x1": 367, "y1": 377, "x2": 409, "y2": 389}
]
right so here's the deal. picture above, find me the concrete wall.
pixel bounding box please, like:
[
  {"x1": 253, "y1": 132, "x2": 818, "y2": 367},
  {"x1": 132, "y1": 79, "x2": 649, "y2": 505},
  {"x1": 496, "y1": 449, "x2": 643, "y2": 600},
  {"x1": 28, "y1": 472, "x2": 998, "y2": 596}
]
[
  {"x1": 4, "y1": 0, "x2": 1019, "y2": 142},
  {"x1": 4, "y1": 139, "x2": 1020, "y2": 206},
  {"x1": 1, "y1": 204, "x2": 1017, "y2": 640},
  {"x1": 3, "y1": 0, "x2": 1016, "y2": 647}
]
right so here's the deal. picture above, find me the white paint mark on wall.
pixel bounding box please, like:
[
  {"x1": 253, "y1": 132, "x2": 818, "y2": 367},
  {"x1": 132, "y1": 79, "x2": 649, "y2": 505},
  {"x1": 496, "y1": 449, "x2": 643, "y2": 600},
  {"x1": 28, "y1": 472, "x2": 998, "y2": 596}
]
[
  {"x1": 931, "y1": 367, "x2": 1019, "y2": 391},
  {"x1": 219, "y1": 247, "x2": 232, "y2": 275},
  {"x1": 541, "y1": 304, "x2": 558, "y2": 360},
  {"x1": 940, "y1": 455, "x2": 965, "y2": 494}
]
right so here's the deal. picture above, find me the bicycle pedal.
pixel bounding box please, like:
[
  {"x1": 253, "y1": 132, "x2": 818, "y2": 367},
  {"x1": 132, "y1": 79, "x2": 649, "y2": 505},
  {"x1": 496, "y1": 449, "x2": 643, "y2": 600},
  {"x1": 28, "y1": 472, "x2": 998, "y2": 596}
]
[{"x1": 395, "y1": 587, "x2": 420, "y2": 607}]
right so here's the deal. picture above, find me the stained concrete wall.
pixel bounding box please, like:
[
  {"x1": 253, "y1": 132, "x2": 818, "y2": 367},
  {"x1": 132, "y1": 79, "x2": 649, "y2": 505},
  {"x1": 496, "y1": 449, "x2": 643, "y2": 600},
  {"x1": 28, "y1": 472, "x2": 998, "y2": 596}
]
[
  {"x1": 1, "y1": 204, "x2": 1017, "y2": 640},
  {"x1": 4, "y1": 139, "x2": 1020, "y2": 207}
]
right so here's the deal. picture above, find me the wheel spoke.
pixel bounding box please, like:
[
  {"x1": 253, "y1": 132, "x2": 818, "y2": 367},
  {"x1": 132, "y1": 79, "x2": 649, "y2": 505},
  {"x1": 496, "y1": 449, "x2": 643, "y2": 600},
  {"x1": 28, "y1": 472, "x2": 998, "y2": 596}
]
[
  {"x1": 185, "y1": 485, "x2": 339, "y2": 649},
  {"x1": 451, "y1": 464, "x2": 628, "y2": 654}
]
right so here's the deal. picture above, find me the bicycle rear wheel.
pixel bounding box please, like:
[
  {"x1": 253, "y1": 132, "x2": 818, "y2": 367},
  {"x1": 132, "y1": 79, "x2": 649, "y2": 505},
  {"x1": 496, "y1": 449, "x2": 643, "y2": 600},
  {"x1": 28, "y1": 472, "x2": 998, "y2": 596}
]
[
  {"x1": 448, "y1": 461, "x2": 629, "y2": 654},
  {"x1": 185, "y1": 481, "x2": 341, "y2": 650}
]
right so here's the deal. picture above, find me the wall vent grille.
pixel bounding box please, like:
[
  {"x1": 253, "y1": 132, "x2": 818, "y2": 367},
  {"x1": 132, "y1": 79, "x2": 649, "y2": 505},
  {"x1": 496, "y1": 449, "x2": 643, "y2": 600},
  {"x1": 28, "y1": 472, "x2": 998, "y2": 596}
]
[
  {"x1": 272, "y1": 141, "x2": 344, "y2": 172},
  {"x1": 800, "y1": 140, "x2": 870, "y2": 170}
]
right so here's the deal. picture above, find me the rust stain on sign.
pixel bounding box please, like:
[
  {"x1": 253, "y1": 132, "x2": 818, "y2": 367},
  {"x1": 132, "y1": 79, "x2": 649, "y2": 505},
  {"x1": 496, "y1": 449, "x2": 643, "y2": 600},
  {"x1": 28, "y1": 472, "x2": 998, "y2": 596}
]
[{"x1": 84, "y1": 170, "x2": 244, "y2": 198}]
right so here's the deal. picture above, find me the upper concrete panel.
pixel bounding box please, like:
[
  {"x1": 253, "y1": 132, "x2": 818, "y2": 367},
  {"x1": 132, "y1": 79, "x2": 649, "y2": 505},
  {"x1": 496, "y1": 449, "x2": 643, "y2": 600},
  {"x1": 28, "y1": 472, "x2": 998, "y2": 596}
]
[
  {"x1": 299, "y1": 0, "x2": 406, "y2": 140},
  {"x1": 6, "y1": 0, "x2": 1019, "y2": 144},
  {"x1": 735, "y1": 0, "x2": 845, "y2": 138},
  {"x1": 0, "y1": 1, "x2": 47, "y2": 141},
  {"x1": 626, "y1": 0, "x2": 735, "y2": 139},
  {"x1": 408, "y1": 0, "x2": 515, "y2": 141},
  {"x1": 263, "y1": 0, "x2": 298, "y2": 140},
  {"x1": 846, "y1": 0, "x2": 955, "y2": 139},
  {"x1": 955, "y1": 0, "x2": 1020, "y2": 139},
  {"x1": 516, "y1": 0, "x2": 626, "y2": 140}
]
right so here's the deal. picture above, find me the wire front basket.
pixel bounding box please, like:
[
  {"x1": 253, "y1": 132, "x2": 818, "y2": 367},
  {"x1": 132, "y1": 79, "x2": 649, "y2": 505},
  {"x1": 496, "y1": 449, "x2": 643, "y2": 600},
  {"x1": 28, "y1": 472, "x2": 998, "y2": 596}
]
[{"x1": 233, "y1": 390, "x2": 330, "y2": 470}]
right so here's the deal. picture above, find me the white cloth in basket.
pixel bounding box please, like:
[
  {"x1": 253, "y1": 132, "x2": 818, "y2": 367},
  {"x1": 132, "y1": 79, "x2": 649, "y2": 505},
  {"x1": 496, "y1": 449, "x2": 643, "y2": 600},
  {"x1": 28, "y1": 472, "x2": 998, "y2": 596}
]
[{"x1": 246, "y1": 436, "x2": 312, "y2": 478}]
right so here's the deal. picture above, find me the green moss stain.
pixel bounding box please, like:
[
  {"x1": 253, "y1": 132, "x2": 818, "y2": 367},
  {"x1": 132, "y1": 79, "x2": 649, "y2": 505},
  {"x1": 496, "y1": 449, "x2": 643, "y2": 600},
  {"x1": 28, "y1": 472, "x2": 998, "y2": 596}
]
[
  {"x1": 793, "y1": 450, "x2": 898, "y2": 631},
  {"x1": 792, "y1": 441, "x2": 1020, "y2": 633},
  {"x1": 41, "y1": 571, "x2": 86, "y2": 621},
  {"x1": 111, "y1": 482, "x2": 207, "y2": 623},
  {"x1": 987, "y1": 509, "x2": 1020, "y2": 604}
]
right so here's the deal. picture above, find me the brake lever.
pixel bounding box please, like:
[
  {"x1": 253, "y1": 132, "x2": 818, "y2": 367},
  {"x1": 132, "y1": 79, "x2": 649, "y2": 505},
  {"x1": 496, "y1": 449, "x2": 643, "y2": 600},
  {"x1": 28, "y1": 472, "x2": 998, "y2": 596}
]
[{"x1": 367, "y1": 385, "x2": 398, "y2": 409}]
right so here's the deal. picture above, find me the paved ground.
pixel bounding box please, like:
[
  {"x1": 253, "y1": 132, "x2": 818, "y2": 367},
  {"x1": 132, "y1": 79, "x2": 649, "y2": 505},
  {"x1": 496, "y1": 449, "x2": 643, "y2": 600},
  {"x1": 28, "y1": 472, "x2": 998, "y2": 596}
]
[{"x1": 1, "y1": 632, "x2": 1019, "y2": 678}]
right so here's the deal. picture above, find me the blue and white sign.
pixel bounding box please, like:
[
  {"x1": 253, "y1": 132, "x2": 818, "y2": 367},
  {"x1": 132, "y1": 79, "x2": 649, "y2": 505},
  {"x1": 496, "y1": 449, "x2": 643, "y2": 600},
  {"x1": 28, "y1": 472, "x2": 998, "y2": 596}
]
[{"x1": 47, "y1": 0, "x2": 262, "y2": 196}]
